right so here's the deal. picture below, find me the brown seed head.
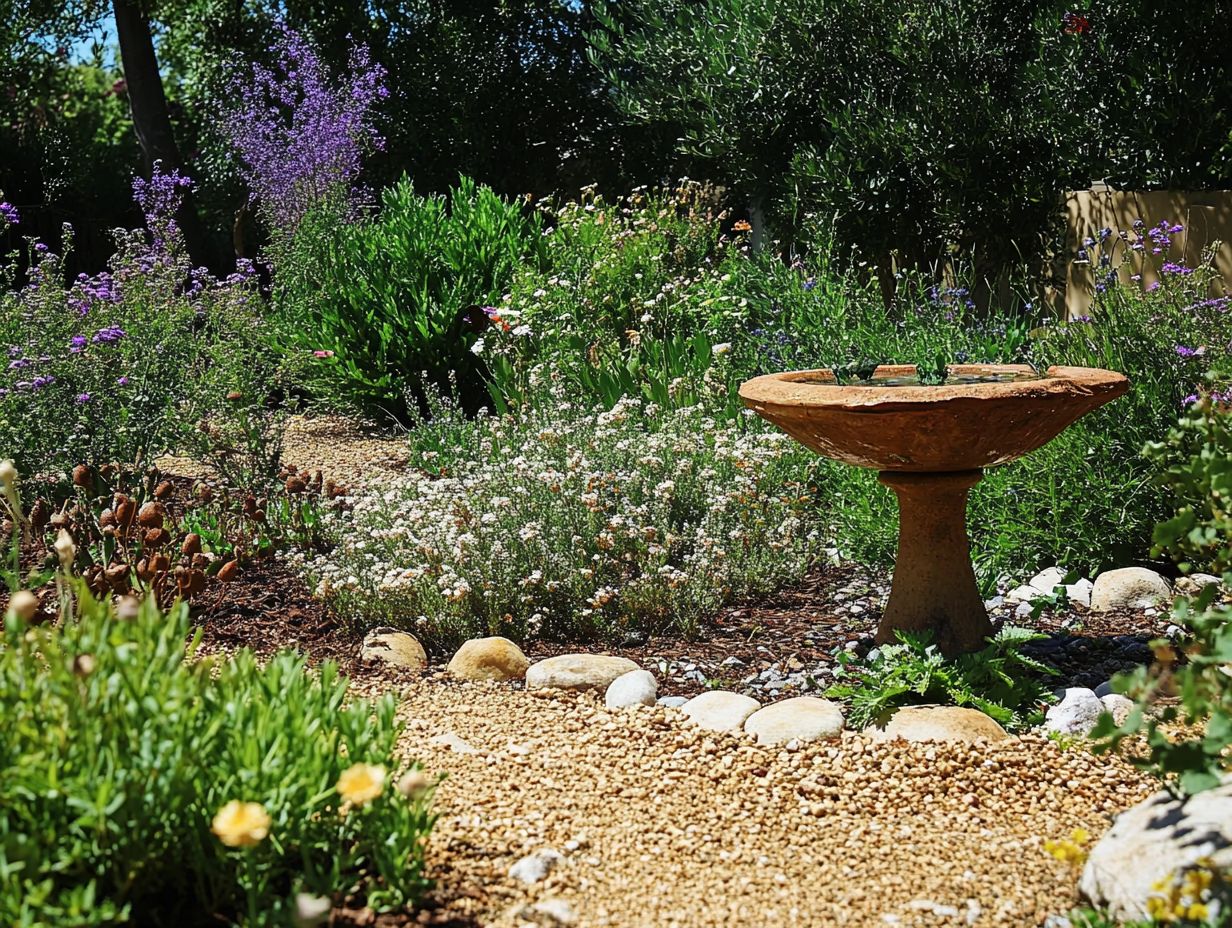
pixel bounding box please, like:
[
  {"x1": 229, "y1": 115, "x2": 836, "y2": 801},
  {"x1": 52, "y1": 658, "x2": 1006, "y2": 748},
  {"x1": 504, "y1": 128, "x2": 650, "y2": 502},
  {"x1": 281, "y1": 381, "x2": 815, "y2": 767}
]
[
  {"x1": 72, "y1": 464, "x2": 92, "y2": 489},
  {"x1": 136, "y1": 502, "x2": 165, "y2": 529},
  {"x1": 218, "y1": 560, "x2": 239, "y2": 583},
  {"x1": 154, "y1": 480, "x2": 173, "y2": 500},
  {"x1": 182, "y1": 533, "x2": 202, "y2": 556}
]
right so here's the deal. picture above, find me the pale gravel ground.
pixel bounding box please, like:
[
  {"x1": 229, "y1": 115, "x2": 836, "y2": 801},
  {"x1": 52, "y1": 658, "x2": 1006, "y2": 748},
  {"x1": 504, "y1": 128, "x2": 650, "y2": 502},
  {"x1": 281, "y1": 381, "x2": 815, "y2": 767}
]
[{"x1": 363, "y1": 677, "x2": 1156, "y2": 928}]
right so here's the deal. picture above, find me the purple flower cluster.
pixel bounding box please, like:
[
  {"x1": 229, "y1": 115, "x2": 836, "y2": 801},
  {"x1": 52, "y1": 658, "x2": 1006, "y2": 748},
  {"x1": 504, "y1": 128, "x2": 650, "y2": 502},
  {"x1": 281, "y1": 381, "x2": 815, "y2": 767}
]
[
  {"x1": 132, "y1": 164, "x2": 194, "y2": 253},
  {"x1": 1160, "y1": 261, "x2": 1193, "y2": 276},
  {"x1": 0, "y1": 201, "x2": 18, "y2": 226},
  {"x1": 223, "y1": 23, "x2": 387, "y2": 229},
  {"x1": 1175, "y1": 345, "x2": 1202, "y2": 358},
  {"x1": 92, "y1": 326, "x2": 126, "y2": 344}
]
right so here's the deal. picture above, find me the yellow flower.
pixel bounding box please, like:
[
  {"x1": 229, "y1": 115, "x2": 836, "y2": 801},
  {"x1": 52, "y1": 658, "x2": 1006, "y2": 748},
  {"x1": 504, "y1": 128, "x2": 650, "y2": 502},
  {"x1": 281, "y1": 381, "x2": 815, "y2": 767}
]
[
  {"x1": 336, "y1": 762, "x2": 385, "y2": 806},
  {"x1": 1043, "y1": 828, "x2": 1091, "y2": 865},
  {"x1": 1186, "y1": 902, "x2": 1210, "y2": 921},
  {"x1": 211, "y1": 800, "x2": 271, "y2": 848}
]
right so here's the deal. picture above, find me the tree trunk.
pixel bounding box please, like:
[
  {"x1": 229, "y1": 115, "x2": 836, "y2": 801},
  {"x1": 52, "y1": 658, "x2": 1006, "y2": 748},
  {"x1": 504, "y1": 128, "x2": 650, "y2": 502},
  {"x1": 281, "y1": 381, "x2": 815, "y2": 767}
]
[{"x1": 113, "y1": 0, "x2": 211, "y2": 267}]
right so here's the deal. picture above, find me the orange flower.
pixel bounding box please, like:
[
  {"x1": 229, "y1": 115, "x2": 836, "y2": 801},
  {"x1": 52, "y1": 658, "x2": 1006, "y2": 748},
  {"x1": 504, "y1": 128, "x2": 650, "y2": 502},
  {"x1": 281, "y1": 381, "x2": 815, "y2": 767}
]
[{"x1": 732, "y1": 220, "x2": 752, "y2": 232}]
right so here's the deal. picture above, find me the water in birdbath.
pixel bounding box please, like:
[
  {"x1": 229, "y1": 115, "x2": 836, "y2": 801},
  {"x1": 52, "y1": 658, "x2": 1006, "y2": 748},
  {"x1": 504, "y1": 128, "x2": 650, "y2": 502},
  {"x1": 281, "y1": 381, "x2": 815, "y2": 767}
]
[{"x1": 796, "y1": 370, "x2": 1048, "y2": 387}]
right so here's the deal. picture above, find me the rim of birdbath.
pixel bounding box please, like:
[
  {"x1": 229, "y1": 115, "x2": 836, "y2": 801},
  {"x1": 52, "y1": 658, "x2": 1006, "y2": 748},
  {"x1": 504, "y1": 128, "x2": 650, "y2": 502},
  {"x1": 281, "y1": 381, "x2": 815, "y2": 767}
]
[{"x1": 739, "y1": 364, "x2": 1130, "y2": 654}]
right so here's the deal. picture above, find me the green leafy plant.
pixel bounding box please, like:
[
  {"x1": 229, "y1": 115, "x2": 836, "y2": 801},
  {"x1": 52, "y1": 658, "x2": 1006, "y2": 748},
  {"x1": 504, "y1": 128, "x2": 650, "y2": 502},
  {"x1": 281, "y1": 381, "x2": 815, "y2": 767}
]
[
  {"x1": 0, "y1": 580, "x2": 436, "y2": 926},
  {"x1": 826, "y1": 626, "x2": 1059, "y2": 730},
  {"x1": 1094, "y1": 381, "x2": 1232, "y2": 796},
  {"x1": 272, "y1": 176, "x2": 544, "y2": 422}
]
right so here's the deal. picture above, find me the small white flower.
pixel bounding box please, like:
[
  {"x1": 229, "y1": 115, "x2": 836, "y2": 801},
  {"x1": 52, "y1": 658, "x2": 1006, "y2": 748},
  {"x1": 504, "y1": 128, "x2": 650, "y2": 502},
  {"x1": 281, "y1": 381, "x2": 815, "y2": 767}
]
[
  {"x1": 712, "y1": 342, "x2": 732, "y2": 357},
  {"x1": 470, "y1": 338, "x2": 485, "y2": 355}
]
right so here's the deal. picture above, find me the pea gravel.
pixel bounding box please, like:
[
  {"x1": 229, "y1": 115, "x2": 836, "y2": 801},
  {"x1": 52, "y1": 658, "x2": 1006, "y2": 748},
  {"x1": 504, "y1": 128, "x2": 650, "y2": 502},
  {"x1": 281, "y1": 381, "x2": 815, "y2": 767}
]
[{"x1": 372, "y1": 678, "x2": 1156, "y2": 928}]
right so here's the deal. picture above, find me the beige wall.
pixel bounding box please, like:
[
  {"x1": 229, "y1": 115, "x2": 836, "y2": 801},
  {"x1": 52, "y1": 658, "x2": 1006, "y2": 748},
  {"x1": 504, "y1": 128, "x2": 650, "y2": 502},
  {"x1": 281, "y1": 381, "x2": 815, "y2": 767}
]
[{"x1": 1062, "y1": 188, "x2": 1232, "y2": 318}]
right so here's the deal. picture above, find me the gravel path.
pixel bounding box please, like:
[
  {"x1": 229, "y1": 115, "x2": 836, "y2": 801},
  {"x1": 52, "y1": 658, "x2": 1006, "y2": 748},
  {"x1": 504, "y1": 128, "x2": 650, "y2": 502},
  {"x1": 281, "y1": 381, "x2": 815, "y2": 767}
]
[{"x1": 378, "y1": 680, "x2": 1156, "y2": 928}]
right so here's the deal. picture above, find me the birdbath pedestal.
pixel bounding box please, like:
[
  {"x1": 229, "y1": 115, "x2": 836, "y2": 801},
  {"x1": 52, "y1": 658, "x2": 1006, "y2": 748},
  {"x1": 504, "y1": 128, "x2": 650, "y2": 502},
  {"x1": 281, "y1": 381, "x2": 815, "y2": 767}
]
[{"x1": 738, "y1": 365, "x2": 1129, "y2": 655}]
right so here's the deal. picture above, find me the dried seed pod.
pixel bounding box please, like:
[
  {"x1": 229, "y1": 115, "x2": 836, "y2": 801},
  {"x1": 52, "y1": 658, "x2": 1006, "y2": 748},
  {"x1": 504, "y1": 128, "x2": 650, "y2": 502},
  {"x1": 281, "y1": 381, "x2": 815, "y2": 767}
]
[
  {"x1": 285, "y1": 475, "x2": 307, "y2": 494},
  {"x1": 154, "y1": 480, "x2": 173, "y2": 500},
  {"x1": 115, "y1": 498, "x2": 136, "y2": 531},
  {"x1": 218, "y1": 560, "x2": 239, "y2": 583},
  {"x1": 174, "y1": 565, "x2": 191, "y2": 595},
  {"x1": 253, "y1": 509, "x2": 267, "y2": 524},
  {"x1": 49, "y1": 511, "x2": 68, "y2": 529},
  {"x1": 242, "y1": 495, "x2": 257, "y2": 516},
  {"x1": 136, "y1": 502, "x2": 165, "y2": 529},
  {"x1": 29, "y1": 498, "x2": 50, "y2": 530},
  {"x1": 195, "y1": 483, "x2": 214, "y2": 504},
  {"x1": 72, "y1": 464, "x2": 92, "y2": 489},
  {"x1": 135, "y1": 558, "x2": 155, "y2": 582},
  {"x1": 99, "y1": 508, "x2": 116, "y2": 527},
  {"x1": 150, "y1": 553, "x2": 171, "y2": 574},
  {"x1": 99, "y1": 463, "x2": 117, "y2": 479},
  {"x1": 182, "y1": 533, "x2": 202, "y2": 556},
  {"x1": 143, "y1": 527, "x2": 170, "y2": 548},
  {"x1": 191, "y1": 552, "x2": 210, "y2": 570},
  {"x1": 105, "y1": 563, "x2": 130, "y2": 590},
  {"x1": 187, "y1": 568, "x2": 206, "y2": 596}
]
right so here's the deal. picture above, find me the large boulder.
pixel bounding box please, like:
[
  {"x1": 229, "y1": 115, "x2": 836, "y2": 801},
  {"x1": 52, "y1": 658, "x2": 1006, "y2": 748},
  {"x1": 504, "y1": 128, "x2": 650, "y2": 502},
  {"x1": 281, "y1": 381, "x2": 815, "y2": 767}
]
[
  {"x1": 605, "y1": 669, "x2": 658, "y2": 709},
  {"x1": 448, "y1": 637, "x2": 530, "y2": 681},
  {"x1": 525, "y1": 654, "x2": 640, "y2": 693},
  {"x1": 1044, "y1": 687, "x2": 1105, "y2": 737},
  {"x1": 1090, "y1": 567, "x2": 1171, "y2": 612},
  {"x1": 1080, "y1": 784, "x2": 1232, "y2": 921},
  {"x1": 863, "y1": 705, "x2": 1011, "y2": 743},
  {"x1": 360, "y1": 627, "x2": 427, "y2": 670},
  {"x1": 680, "y1": 691, "x2": 761, "y2": 733},
  {"x1": 744, "y1": 697, "x2": 844, "y2": 745}
]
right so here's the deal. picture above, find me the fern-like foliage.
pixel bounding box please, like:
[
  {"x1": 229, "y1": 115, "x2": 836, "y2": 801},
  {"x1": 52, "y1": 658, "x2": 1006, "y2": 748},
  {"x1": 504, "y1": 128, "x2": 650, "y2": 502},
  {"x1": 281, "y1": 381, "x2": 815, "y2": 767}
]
[{"x1": 825, "y1": 626, "x2": 1059, "y2": 731}]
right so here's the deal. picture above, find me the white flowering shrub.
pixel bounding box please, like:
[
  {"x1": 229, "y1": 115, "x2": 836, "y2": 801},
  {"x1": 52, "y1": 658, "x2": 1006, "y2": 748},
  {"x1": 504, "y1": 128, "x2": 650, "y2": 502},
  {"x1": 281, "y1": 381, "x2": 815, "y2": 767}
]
[{"x1": 296, "y1": 388, "x2": 823, "y2": 644}]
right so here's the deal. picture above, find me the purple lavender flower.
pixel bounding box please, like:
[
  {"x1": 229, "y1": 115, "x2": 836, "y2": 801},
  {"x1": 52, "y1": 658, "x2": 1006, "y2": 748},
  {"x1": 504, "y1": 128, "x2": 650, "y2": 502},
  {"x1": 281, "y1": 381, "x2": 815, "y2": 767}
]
[
  {"x1": 8, "y1": 359, "x2": 30, "y2": 370},
  {"x1": 132, "y1": 164, "x2": 194, "y2": 253},
  {"x1": 1175, "y1": 345, "x2": 1201, "y2": 358},
  {"x1": 92, "y1": 326, "x2": 126, "y2": 344},
  {"x1": 0, "y1": 201, "x2": 18, "y2": 225},
  {"x1": 75, "y1": 393, "x2": 91, "y2": 404},
  {"x1": 117, "y1": 376, "x2": 130, "y2": 386},
  {"x1": 69, "y1": 335, "x2": 87, "y2": 354},
  {"x1": 223, "y1": 23, "x2": 387, "y2": 229},
  {"x1": 1183, "y1": 393, "x2": 1200, "y2": 406},
  {"x1": 1161, "y1": 262, "x2": 1193, "y2": 276},
  {"x1": 31, "y1": 375, "x2": 54, "y2": 390}
]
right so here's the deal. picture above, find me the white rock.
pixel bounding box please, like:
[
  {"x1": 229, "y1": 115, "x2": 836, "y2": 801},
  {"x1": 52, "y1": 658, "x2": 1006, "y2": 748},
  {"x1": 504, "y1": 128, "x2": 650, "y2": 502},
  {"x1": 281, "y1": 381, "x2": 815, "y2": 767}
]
[
  {"x1": 1014, "y1": 602, "x2": 1033, "y2": 618},
  {"x1": 1044, "y1": 687, "x2": 1104, "y2": 737},
  {"x1": 1099, "y1": 693, "x2": 1135, "y2": 726},
  {"x1": 1065, "y1": 577, "x2": 1094, "y2": 607},
  {"x1": 657, "y1": 696, "x2": 688, "y2": 709},
  {"x1": 429, "y1": 731, "x2": 478, "y2": 754},
  {"x1": 743, "y1": 696, "x2": 844, "y2": 745},
  {"x1": 1029, "y1": 567, "x2": 1068, "y2": 594},
  {"x1": 1005, "y1": 585, "x2": 1040, "y2": 604},
  {"x1": 604, "y1": 669, "x2": 657, "y2": 709},
  {"x1": 1090, "y1": 567, "x2": 1171, "y2": 612},
  {"x1": 680, "y1": 690, "x2": 761, "y2": 733},
  {"x1": 360, "y1": 627, "x2": 427, "y2": 670},
  {"x1": 1175, "y1": 572, "x2": 1224, "y2": 597},
  {"x1": 523, "y1": 897, "x2": 578, "y2": 925},
  {"x1": 525, "y1": 654, "x2": 640, "y2": 692},
  {"x1": 1080, "y1": 784, "x2": 1232, "y2": 921},
  {"x1": 509, "y1": 848, "x2": 562, "y2": 884}
]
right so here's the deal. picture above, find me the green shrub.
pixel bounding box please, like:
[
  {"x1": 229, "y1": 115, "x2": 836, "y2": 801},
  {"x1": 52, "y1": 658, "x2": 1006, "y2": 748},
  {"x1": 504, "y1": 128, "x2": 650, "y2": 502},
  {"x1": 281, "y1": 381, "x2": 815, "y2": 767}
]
[
  {"x1": 293, "y1": 385, "x2": 822, "y2": 645},
  {"x1": 272, "y1": 176, "x2": 544, "y2": 421},
  {"x1": 1094, "y1": 379, "x2": 1232, "y2": 796},
  {"x1": 825, "y1": 626, "x2": 1058, "y2": 731},
  {"x1": 0, "y1": 586, "x2": 436, "y2": 926}
]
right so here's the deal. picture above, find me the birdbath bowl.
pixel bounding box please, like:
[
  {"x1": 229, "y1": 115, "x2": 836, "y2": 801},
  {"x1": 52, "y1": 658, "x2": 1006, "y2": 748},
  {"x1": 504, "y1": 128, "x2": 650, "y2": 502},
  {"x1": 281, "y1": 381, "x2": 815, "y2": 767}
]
[{"x1": 738, "y1": 364, "x2": 1129, "y2": 654}]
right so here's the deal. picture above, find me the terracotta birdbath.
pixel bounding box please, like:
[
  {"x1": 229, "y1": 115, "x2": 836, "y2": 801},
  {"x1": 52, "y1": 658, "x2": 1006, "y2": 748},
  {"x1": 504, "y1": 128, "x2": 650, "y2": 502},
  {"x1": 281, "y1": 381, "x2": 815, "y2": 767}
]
[{"x1": 739, "y1": 364, "x2": 1129, "y2": 654}]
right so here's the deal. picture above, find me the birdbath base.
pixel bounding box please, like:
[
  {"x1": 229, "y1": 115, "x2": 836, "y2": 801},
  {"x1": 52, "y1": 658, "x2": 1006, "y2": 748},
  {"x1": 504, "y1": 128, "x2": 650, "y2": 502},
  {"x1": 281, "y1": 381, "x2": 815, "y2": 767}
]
[{"x1": 876, "y1": 469, "x2": 992, "y2": 655}]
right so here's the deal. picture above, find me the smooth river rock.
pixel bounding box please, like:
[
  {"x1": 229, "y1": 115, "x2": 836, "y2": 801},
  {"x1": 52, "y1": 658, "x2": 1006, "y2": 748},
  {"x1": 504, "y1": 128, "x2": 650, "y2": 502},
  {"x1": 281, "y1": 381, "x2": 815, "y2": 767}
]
[
  {"x1": 680, "y1": 691, "x2": 761, "y2": 733},
  {"x1": 604, "y1": 669, "x2": 658, "y2": 708},
  {"x1": 743, "y1": 696, "x2": 844, "y2": 745},
  {"x1": 1100, "y1": 693, "x2": 1135, "y2": 726},
  {"x1": 360, "y1": 627, "x2": 427, "y2": 670},
  {"x1": 525, "y1": 654, "x2": 640, "y2": 693},
  {"x1": 1044, "y1": 687, "x2": 1105, "y2": 737},
  {"x1": 1175, "y1": 572, "x2": 1224, "y2": 597},
  {"x1": 1090, "y1": 567, "x2": 1171, "y2": 612},
  {"x1": 1080, "y1": 784, "x2": 1232, "y2": 921},
  {"x1": 447, "y1": 636, "x2": 530, "y2": 681},
  {"x1": 863, "y1": 705, "x2": 1011, "y2": 743}
]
